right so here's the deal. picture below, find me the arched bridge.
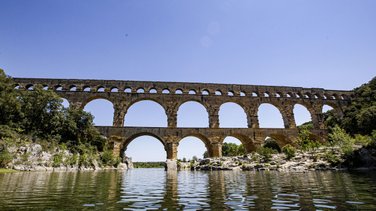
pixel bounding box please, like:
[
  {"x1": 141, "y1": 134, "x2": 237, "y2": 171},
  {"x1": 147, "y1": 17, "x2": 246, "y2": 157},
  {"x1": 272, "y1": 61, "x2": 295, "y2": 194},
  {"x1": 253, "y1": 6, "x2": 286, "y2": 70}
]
[{"x1": 13, "y1": 77, "x2": 353, "y2": 160}]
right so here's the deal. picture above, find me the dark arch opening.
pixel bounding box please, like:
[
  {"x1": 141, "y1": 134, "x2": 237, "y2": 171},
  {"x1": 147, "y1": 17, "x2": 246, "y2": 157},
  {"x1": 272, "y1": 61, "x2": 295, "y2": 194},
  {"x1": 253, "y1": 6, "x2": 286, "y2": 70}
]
[
  {"x1": 219, "y1": 102, "x2": 247, "y2": 128},
  {"x1": 263, "y1": 137, "x2": 282, "y2": 152},
  {"x1": 177, "y1": 101, "x2": 208, "y2": 127},
  {"x1": 258, "y1": 103, "x2": 284, "y2": 128},
  {"x1": 83, "y1": 99, "x2": 114, "y2": 126}
]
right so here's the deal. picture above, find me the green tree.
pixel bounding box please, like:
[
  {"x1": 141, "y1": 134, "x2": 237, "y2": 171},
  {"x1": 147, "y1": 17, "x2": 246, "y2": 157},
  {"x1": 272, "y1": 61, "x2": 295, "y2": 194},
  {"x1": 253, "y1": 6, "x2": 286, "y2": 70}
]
[
  {"x1": 326, "y1": 77, "x2": 376, "y2": 135},
  {"x1": 0, "y1": 69, "x2": 22, "y2": 126}
]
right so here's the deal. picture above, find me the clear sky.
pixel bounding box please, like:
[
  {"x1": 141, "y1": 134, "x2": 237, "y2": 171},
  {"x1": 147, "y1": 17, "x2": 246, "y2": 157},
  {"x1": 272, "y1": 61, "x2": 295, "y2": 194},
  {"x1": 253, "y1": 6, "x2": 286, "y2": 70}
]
[{"x1": 1, "y1": 0, "x2": 375, "y2": 161}]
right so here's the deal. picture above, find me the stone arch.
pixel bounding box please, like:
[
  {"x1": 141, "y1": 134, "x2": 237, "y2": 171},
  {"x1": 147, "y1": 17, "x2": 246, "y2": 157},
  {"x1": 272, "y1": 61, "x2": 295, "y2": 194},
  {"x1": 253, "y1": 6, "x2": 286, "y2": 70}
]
[
  {"x1": 110, "y1": 87, "x2": 119, "y2": 92},
  {"x1": 61, "y1": 98, "x2": 70, "y2": 108},
  {"x1": 293, "y1": 103, "x2": 313, "y2": 126},
  {"x1": 177, "y1": 101, "x2": 209, "y2": 127},
  {"x1": 128, "y1": 98, "x2": 166, "y2": 112},
  {"x1": 69, "y1": 85, "x2": 77, "y2": 91},
  {"x1": 125, "y1": 99, "x2": 167, "y2": 127},
  {"x1": 223, "y1": 134, "x2": 256, "y2": 153},
  {"x1": 175, "y1": 88, "x2": 183, "y2": 94},
  {"x1": 178, "y1": 134, "x2": 211, "y2": 159},
  {"x1": 96, "y1": 86, "x2": 105, "y2": 92},
  {"x1": 323, "y1": 103, "x2": 343, "y2": 117},
  {"x1": 81, "y1": 96, "x2": 113, "y2": 109},
  {"x1": 218, "y1": 102, "x2": 248, "y2": 128},
  {"x1": 136, "y1": 87, "x2": 145, "y2": 93},
  {"x1": 83, "y1": 98, "x2": 114, "y2": 126},
  {"x1": 258, "y1": 103, "x2": 284, "y2": 128},
  {"x1": 266, "y1": 134, "x2": 291, "y2": 148},
  {"x1": 121, "y1": 133, "x2": 166, "y2": 160}
]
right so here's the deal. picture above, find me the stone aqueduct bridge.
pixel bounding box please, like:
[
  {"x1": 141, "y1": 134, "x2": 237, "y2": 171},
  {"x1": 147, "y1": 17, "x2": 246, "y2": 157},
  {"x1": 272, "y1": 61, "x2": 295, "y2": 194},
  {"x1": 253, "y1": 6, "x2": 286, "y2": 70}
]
[{"x1": 13, "y1": 78, "x2": 353, "y2": 160}]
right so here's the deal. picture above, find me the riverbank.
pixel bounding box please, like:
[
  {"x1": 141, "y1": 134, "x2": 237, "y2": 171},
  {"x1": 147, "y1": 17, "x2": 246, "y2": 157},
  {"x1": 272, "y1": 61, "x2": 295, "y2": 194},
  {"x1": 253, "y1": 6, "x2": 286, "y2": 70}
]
[
  {"x1": 0, "y1": 141, "x2": 133, "y2": 172},
  {"x1": 0, "y1": 168, "x2": 17, "y2": 173},
  {"x1": 179, "y1": 145, "x2": 376, "y2": 172}
]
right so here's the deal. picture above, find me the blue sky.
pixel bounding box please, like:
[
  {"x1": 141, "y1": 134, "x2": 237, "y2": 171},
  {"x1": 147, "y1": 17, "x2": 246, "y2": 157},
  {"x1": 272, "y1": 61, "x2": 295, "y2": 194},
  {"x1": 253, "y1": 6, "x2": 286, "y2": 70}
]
[{"x1": 1, "y1": 0, "x2": 375, "y2": 161}]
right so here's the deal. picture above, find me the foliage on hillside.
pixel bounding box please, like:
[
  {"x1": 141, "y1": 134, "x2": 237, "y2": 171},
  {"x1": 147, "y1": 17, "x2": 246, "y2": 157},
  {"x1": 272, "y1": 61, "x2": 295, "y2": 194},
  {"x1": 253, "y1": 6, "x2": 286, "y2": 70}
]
[
  {"x1": 326, "y1": 77, "x2": 376, "y2": 135},
  {"x1": 0, "y1": 69, "x2": 118, "y2": 168}
]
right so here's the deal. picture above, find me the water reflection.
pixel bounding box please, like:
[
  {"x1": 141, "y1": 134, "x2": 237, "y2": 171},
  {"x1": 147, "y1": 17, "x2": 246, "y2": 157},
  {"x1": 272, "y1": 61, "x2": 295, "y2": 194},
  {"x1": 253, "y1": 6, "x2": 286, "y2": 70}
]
[{"x1": 0, "y1": 170, "x2": 375, "y2": 210}]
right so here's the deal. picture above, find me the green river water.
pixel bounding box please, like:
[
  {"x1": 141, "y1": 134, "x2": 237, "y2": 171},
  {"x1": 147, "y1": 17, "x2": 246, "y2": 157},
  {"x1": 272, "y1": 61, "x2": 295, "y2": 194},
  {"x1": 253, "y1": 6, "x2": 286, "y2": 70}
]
[{"x1": 0, "y1": 169, "x2": 375, "y2": 210}]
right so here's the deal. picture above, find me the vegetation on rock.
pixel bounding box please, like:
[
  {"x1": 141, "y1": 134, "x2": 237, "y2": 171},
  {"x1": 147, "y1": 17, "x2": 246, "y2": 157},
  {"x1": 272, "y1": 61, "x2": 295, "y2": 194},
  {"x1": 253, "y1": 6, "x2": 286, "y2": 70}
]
[{"x1": 0, "y1": 69, "x2": 119, "y2": 169}]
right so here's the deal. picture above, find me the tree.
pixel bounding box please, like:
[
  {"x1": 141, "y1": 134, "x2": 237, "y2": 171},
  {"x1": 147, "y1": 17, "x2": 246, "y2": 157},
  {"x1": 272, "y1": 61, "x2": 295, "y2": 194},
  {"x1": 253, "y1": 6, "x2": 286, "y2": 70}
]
[
  {"x1": 326, "y1": 77, "x2": 376, "y2": 135},
  {"x1": 222, "y1": 142, "x2": 246, "y2": 156},
  {"x1": 0, "y1": 69, "x2": 22, "y2": 126}
]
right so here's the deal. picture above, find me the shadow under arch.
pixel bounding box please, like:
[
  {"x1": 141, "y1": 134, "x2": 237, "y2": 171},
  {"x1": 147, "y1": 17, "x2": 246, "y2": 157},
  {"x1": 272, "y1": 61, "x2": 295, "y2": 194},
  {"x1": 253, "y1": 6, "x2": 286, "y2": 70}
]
[
  {"x1": 120, "y1": 133, "x2": 166, "y2": 160},
  {"x1": 223, "y1": 134, "x2": 257, "y2": 153}
]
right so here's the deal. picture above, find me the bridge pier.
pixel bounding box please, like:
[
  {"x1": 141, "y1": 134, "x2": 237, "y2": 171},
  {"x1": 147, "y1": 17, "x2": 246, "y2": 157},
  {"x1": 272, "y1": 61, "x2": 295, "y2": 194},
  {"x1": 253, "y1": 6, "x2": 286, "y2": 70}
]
[{"x1": 108, "y1": 135, "x2": 124, "y2": 158}]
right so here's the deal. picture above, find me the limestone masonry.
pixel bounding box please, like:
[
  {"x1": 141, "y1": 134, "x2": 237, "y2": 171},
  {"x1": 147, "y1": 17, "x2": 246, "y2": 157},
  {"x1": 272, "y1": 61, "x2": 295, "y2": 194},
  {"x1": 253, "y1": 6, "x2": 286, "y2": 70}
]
[{"x1": 13, "y1": 78, "x2": 353, "y2": 160}]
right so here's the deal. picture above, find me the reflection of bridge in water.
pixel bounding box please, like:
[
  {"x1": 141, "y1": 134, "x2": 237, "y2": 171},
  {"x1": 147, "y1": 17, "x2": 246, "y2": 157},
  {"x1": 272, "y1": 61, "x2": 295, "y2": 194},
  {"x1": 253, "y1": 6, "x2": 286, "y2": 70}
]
[{"x1": 13, "y1": 77, "x2": 353, "y2": 160}]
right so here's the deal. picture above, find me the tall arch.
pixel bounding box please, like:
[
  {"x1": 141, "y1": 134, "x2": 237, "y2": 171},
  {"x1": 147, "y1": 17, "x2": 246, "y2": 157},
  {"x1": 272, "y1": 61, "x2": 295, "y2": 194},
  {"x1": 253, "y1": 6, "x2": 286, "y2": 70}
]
[
  {"x1": 323, "y1": 104, "x2": 335, "y2": 113},
  {"x1": 61, "y1": 98, "x2": 70, "y2": 108},
  {"x1": 257, "y1": 103, "x2": 284, "y2": 128},
  {"x1": 124, "y1": 100, "x2": 167, "y2": 127},
  {"x1": 222, "y1": 136, "x2": 245, "y2": 156},
  {"x1": 123, "y1": 135, "x2": 166, "y2": 162},
  {"x1": 178, "y1": 136, "x2": 209, "y2": 160},
  {"x1": 219, "y1": 102, "x2": 247, "y2": 128},
  {"x1": 83, "y1": 99, "x2": 114, "y2": 126},
  {"x1": 293, "y1": 104, "x2": 313, "y2": 126},
  {"x1": 177, "y1": 101, "x2": 209, "y2": 127}
]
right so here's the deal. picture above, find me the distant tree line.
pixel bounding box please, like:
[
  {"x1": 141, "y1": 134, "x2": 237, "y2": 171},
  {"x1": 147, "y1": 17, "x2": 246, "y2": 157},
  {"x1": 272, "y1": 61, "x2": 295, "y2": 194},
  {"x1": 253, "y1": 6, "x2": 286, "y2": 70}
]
[{"x1": 133, "y1": 162, "x2": 165, "y2": 168}]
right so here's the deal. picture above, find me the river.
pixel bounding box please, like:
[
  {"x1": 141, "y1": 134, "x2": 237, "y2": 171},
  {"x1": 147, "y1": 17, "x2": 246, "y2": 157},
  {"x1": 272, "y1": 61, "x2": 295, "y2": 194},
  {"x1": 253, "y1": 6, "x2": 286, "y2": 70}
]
[{"x1": 0, "y1": 169, "x2": 375, "y2": 210}]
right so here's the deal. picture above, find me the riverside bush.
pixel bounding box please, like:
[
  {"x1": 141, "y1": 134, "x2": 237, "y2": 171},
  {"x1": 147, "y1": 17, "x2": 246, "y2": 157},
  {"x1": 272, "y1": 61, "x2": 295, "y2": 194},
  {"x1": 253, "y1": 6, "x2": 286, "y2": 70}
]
[
  {"x1": 0, "y1": 149, "x2": 12, "y2": 167},
  {"x1": 257, "y1": 147, "x2": 277, "y2": 162},
  {"x1": 282, "y1": 144, "x2": 296, "y2": 160}
]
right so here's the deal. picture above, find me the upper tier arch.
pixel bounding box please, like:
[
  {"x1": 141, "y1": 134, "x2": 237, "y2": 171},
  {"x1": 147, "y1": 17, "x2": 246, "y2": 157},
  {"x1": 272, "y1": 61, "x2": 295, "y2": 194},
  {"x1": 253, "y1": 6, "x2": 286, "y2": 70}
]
[{"x1": 13, "y1": 77, "x2": 353, "y2": 130}]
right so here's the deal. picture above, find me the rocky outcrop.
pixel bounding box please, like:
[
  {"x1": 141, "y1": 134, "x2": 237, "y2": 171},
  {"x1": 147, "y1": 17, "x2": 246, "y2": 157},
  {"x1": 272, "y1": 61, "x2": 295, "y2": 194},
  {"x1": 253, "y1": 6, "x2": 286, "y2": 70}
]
[
  {"x1": 187, "y1": 147, "x2": 347, "y2": 172},
  {"x1": 343, "y1": 144, "x2": 376, "y2": 169},
  {"x1": 1, "y1": 142, "x2": 133, "y2": 171}
]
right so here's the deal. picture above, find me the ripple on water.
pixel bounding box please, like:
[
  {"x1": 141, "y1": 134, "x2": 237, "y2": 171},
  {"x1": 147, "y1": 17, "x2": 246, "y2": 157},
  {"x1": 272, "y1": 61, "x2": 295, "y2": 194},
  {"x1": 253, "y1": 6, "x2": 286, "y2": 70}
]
[{"x1": 1, "y1": 169, "x2": 376, "y2": 209}]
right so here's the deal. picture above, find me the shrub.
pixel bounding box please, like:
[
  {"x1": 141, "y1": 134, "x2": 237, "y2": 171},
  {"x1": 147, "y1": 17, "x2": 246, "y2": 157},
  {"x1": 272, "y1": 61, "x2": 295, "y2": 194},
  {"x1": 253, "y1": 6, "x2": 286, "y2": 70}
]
[
  {"x1": 296, "y1": 126, "x2": 321, "y2": 151},
  {"x1": 324, "y1": 151, "x2": 340, "y2": 166},
  {"x1": 264, "y1": 138, "x2": 281, "y2": 152},
  {"x1": 257, "y1": 147, "x2": 277, "y2": 162},
  {"x1": 52, "y1": 153, "x2": 64, "y2": 167},
  {"x1": 101, "y1": 150, "x2": 118, "y2": 166},
  {"x1": 282, "y1": 144, "x2": 296, "y2": 160},
  {"x1": 0, "y1": 149, "x2": 12, "y2": 167}
]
